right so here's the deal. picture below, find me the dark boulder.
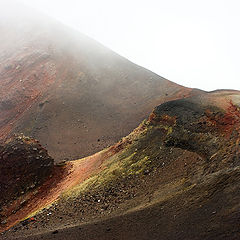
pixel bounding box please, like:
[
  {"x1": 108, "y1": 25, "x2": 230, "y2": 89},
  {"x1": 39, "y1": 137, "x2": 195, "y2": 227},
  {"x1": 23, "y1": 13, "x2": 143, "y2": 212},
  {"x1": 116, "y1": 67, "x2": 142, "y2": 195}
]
[{"x1": 0, "y1": 135, "x2": 54, "y2": 206}]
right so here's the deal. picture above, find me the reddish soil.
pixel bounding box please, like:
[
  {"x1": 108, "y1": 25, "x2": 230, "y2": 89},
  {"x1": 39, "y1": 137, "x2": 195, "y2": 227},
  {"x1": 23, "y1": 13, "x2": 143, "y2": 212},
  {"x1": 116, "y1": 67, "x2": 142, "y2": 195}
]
[
  {"x1": 0, "y1": 50, "x2": 56, "y2": 140},
  {"x1": 0, "y1": 146, "x2": 119, "y2": 233},
  {"x1": 0, "y1": 2, "x2": 202, "y2": 162},
  {"x1": 1, "y1": 90, "x2": 240, "y2": 240},
  {"x1": 2, "y1": 3, "x2": 240, "y2": 240}
]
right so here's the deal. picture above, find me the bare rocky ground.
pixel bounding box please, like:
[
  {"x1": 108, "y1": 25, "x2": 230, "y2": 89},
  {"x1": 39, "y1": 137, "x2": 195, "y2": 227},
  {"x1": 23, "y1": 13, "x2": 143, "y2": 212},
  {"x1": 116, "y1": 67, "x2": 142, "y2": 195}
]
[
  {"x1": 1, "y1": 90, "x2": 240, "y2": 240},
  {"x1": 0, "y1": 1, "x2": 201, "y2": 163},
  {"x1": 1, "y1": 3, "x2": 240, "y2": 240}
]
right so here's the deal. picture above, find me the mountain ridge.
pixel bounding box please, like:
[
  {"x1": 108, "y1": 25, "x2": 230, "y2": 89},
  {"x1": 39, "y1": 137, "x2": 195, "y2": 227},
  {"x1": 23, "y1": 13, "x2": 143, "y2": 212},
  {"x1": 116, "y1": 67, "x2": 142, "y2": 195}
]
[{"x1": 0, "y1": 2, "x2": 201, "y2": 161}]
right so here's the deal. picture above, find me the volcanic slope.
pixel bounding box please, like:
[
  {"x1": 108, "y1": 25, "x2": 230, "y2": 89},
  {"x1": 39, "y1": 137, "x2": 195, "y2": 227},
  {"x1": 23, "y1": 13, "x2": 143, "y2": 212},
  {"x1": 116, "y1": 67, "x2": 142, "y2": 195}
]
[
  {"x1": 0, "y1": 1, "x2": 200, "y2": 161},
  {"x1": 2, "y1": 90, "x2": 240, "y2": 240}
]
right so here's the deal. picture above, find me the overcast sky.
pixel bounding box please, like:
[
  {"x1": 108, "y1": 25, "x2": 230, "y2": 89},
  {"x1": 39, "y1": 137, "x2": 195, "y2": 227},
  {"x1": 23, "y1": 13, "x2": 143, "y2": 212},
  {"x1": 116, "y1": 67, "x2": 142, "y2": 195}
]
[{"x1": 18, "y1": 0, "x2": 240, "y2": 91}]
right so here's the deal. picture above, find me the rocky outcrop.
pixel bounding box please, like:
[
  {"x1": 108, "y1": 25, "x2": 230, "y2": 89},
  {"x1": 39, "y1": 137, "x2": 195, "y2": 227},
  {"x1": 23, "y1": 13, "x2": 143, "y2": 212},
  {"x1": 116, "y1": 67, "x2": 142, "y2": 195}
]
[
  {"x1": 0, "y1": 136, "x2": 54, "y2": 208},
  {"x1": 150, "y1": 91, "x2": 240, "y2": 171}
]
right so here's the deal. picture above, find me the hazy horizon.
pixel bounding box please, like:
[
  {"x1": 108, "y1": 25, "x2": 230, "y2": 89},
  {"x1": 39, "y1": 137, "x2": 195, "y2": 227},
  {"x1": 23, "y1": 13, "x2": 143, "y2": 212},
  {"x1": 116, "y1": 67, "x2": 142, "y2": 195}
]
[{"x1": 8, "y1": 0, "x2": 240, "y2": 91}]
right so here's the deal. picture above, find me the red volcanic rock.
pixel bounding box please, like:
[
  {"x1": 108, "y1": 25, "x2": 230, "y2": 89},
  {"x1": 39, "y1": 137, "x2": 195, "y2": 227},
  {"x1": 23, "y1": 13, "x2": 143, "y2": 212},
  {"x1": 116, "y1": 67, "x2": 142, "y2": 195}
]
[{"x1": 0, "y1": 136, "x2": 54, "y2": 208}]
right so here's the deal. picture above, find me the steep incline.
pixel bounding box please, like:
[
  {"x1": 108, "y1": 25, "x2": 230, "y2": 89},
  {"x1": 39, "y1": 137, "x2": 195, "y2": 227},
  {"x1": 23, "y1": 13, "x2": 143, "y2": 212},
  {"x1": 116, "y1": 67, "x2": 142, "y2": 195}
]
[{"x1": 0, "y1": 1, "x2": 200, "y2": 161}]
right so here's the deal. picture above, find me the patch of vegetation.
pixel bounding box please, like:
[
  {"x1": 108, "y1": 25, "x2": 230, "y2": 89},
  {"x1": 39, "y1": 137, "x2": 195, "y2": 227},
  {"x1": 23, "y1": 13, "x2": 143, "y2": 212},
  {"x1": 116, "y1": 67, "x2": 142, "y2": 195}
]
[{"x1": 63, "y1": 122, "x2": 169, "y2": 199}]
